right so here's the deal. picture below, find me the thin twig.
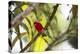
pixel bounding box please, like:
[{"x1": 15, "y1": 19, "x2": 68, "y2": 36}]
[
  {"x1": 14, "y1": 25, "x2": 23, "y2": 50},
  {"x1": 45, "y1": 4, "x2": 59, "y2": 29},
  {"x1": 11, "y1": 3, "x2": 36, "y2": 28},
  {"x1": 12, "y1": 32, "x2": 26, "y2": 48}
]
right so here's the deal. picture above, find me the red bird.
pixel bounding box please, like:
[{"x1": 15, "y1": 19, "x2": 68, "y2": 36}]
[
  {"x1": 34, "y1": 21, "x2": 50, "y2": 37},
  {"x1": 34, "y1": 21, "x2": 51, "y2": 38},
  {"x1": 34, "y1": 21, "x2": 44, "y2": 33},
  {"x1": 34, "y1": 21, "x2": 49, "y2": 37}
]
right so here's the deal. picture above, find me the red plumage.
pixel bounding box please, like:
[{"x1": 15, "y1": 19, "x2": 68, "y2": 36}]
[{"x1": 34, "y1": 21, "x2": 43, "y2": 33}]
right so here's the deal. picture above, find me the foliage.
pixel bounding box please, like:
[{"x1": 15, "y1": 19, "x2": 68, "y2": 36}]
[{"x1": 8, "y1": 1, "x2": 78, "y2": 52}]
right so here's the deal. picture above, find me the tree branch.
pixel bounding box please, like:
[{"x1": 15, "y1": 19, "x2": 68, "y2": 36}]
[{"x1": 20, "y1": 4, "x2": 59, "y2": 52}]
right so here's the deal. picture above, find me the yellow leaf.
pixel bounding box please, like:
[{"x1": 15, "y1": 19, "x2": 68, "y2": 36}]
[
  {"x1": 21, "y1": 5, "x2": 28, "y2": 11},
  {"x1": 31, "y1": 35, "x2": 48, "y2": 51}
]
